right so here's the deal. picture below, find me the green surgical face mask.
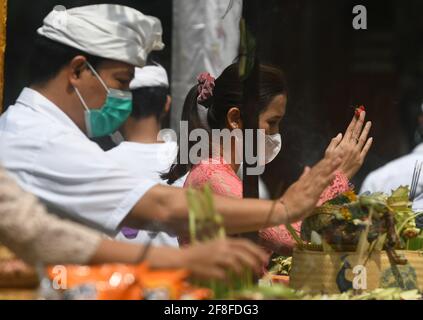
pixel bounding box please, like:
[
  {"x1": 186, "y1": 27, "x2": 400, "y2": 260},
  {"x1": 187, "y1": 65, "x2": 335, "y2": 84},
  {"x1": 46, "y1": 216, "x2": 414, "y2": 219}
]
[{"x1": 74, "y1": 62, "x2": 133, "y2": 138}]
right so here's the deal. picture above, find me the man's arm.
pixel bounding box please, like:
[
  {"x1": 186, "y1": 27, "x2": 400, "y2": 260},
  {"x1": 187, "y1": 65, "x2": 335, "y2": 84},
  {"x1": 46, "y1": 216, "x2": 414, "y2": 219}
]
[
  {"x1": 122, "y1": 154, "x2": 342, "y2": 236},
  {"x1": 124, "y1": 185, "x2": 285, "y2": 235}
]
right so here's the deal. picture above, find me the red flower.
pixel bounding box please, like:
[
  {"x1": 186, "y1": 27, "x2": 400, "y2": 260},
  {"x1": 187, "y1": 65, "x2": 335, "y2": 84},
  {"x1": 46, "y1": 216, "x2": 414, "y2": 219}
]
[{"x1": 355, "y1": 105, "x2": 365, "y2": 119}]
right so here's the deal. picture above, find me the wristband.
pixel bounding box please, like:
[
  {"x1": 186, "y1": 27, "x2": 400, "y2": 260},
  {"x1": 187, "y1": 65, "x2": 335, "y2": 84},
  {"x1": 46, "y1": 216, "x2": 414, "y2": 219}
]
[{"x1": 279, "y1": 199, "x2": 291, "y2": 223}]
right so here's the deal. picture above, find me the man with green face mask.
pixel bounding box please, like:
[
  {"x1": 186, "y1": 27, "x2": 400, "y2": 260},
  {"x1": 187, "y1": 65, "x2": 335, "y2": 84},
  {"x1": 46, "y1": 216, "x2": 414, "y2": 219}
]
[
  {"x1": 0, "y1": 5, "x2": 164, "y2": 236},
  {"x1": 74, "y1": 61, "x2": 134, "y2": 139},
  {"x1": 0, "y1": 4, "x2": 342, "y2": 264}
]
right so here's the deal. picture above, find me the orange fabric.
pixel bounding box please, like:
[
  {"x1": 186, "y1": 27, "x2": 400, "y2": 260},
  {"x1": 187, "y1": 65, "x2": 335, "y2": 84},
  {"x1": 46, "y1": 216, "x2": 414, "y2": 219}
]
[{"x1": 46, "y1": 264, "x2": 210, "y2": 300}]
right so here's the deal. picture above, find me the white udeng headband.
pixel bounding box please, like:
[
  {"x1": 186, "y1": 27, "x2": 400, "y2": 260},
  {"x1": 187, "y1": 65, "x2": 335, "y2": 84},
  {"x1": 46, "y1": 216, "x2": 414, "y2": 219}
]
[
  {"x1": 130, "y1": 64, "x2": 169, "y2": 90},
  {"x1": 37, "y1": 4, "x2": 165, "y2": 67}
]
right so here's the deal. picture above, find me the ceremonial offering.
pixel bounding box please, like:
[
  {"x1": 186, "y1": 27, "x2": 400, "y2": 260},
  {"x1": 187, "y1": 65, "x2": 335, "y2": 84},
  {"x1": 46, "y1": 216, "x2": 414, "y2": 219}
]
[
  {"x1": 289, "y1": 187, "x2": 423, "y2": 294},
  {"x1": 187, "y1": 185, "x2": 254, "y2": 299}
]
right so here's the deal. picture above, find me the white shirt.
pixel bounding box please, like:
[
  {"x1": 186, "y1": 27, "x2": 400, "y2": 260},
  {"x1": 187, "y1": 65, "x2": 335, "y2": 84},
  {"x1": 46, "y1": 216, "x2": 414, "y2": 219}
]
[
  {"x1": 107, "y1": 141, "x2": 186, "y2": 247},
  {"x1": 0, "y1": 88, "x2": 157, "y2": 235},
  {"x1": 360, "y1": 144, "x2": 423, "y2": 211}
]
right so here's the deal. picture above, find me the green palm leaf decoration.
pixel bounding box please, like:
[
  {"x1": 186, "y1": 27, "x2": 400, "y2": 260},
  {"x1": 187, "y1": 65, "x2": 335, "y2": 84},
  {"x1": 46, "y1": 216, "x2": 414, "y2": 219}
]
[{"x1": 239, "y1": 18, "x2": 257, "y2": 81}]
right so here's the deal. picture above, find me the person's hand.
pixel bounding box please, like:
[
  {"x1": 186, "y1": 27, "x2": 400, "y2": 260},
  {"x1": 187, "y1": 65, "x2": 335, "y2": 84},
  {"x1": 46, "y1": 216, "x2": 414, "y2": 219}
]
[
  {"x1": 179, "y1": 238, "x2": 267, "y2": 280},
  {"x1": 279, "y1": 154, "x2": 342, "y2": 223},
  {"x1": 325, "y1": 111, "x2": 373, "y2": 179}
]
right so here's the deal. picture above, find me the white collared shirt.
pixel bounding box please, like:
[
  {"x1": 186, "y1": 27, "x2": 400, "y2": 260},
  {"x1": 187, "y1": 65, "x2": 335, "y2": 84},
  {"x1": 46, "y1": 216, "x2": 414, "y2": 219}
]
[
  {"x1": 360, "y1": 144, "x2": 423, "y2": 210},
  {"x1": 107, "y1": 141, "x2": 185, "y2": 247},
  {"x1": 0, "y1": 88, "x2": 157, "y2": 235}
]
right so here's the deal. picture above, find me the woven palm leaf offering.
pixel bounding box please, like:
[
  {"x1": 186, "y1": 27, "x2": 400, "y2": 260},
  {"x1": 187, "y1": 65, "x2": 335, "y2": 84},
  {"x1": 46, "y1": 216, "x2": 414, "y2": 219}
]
[
  {"x1": 186, "y1": 185, "x2": 253, "y2": 299},
  {"x1": 300, "y1": 187, "x2": 421, "y2": 254},
  {"x1": 187, "y1": 185, "x2": 226, "y2": 243},
  {"x1": 289, "y1": 186, "x2": 423, "y2": 295}
]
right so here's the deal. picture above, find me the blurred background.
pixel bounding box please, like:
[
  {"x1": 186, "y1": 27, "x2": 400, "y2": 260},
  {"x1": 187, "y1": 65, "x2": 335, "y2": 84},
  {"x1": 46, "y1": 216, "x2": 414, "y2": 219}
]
[{"x1": 3, "y1": 0, "x2": 423, "y2": 196}]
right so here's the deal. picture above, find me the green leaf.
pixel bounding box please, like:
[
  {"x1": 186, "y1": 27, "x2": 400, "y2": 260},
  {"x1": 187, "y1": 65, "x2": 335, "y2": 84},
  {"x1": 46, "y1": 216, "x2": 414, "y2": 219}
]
[
  {"x1": 239, "y1": 18, "x2": 256, "y2": 81},
  {"x1": 285, "y1": 224, "x2": 303, "y2": 246},
  {"x1": 406, "y1": 234, "x2": 423, "y2": 251}
]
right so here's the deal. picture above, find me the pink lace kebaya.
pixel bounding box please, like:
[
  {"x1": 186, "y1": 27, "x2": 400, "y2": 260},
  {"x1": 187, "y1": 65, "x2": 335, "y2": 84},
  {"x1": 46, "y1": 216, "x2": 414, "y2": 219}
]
[{"x1": 183, "y1": 156, "x2": 351, "y2": 257}]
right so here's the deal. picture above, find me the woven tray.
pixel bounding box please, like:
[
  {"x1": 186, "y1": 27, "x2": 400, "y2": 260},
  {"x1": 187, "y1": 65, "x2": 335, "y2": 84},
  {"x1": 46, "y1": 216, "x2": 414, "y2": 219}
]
[{"x1": 289, "y1": 248, "x2": 423, "y2": 294}]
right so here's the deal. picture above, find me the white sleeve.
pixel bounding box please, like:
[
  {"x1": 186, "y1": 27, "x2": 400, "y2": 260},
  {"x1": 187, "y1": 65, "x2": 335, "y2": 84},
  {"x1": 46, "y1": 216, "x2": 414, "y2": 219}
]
[
  {"x1": 360, "y1": 173, "x2": 378, "y2": 194},
  {"x1": 25, "y1": 132, "x2": 157, "y2": 235}
]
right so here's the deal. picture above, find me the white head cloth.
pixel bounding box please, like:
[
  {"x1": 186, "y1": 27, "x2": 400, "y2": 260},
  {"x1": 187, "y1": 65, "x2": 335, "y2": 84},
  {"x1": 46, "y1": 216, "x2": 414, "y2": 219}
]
[
  {"x1": 130, "y1": 64, "x2": 169, "y2": 89},
  {"x1": 37, "y1": 4, "x2": 164, "y2": 67}
]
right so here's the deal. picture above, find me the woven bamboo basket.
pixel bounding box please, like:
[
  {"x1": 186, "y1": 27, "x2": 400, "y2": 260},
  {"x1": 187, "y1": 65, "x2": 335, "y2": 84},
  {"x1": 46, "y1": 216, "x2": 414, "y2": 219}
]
[{"x1": 289, "y1": 248, "x2": 423, "y2": 294}]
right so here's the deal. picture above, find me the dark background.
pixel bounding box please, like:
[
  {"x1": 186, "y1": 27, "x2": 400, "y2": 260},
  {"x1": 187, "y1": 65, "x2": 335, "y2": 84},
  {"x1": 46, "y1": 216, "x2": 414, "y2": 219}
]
[
  {"x1": 3, "y1": 0, "x2": 423, "y2": 196},
  {"x1": 3, "y1": 0, "x2": 173, "y2": 109},
  {"x1": 255, "y1": 0, "x2": 423, "y2": 197}
]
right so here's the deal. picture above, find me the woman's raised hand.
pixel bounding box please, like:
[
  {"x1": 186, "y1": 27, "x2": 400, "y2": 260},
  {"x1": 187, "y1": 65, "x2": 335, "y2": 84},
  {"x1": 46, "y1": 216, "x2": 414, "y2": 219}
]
[{"x1": 325, "y1": 111, "x2": 373, "y2": 179}]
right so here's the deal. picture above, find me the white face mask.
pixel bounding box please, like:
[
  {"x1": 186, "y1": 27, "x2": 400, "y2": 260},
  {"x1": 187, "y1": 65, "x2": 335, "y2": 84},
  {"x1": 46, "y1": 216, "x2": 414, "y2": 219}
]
[
  {"x1": 264, "y1": 133, "x2": 282, "y2": 164},
  {"x1": 234, "y1": 132, "x2": 282, "y2": 168}
]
